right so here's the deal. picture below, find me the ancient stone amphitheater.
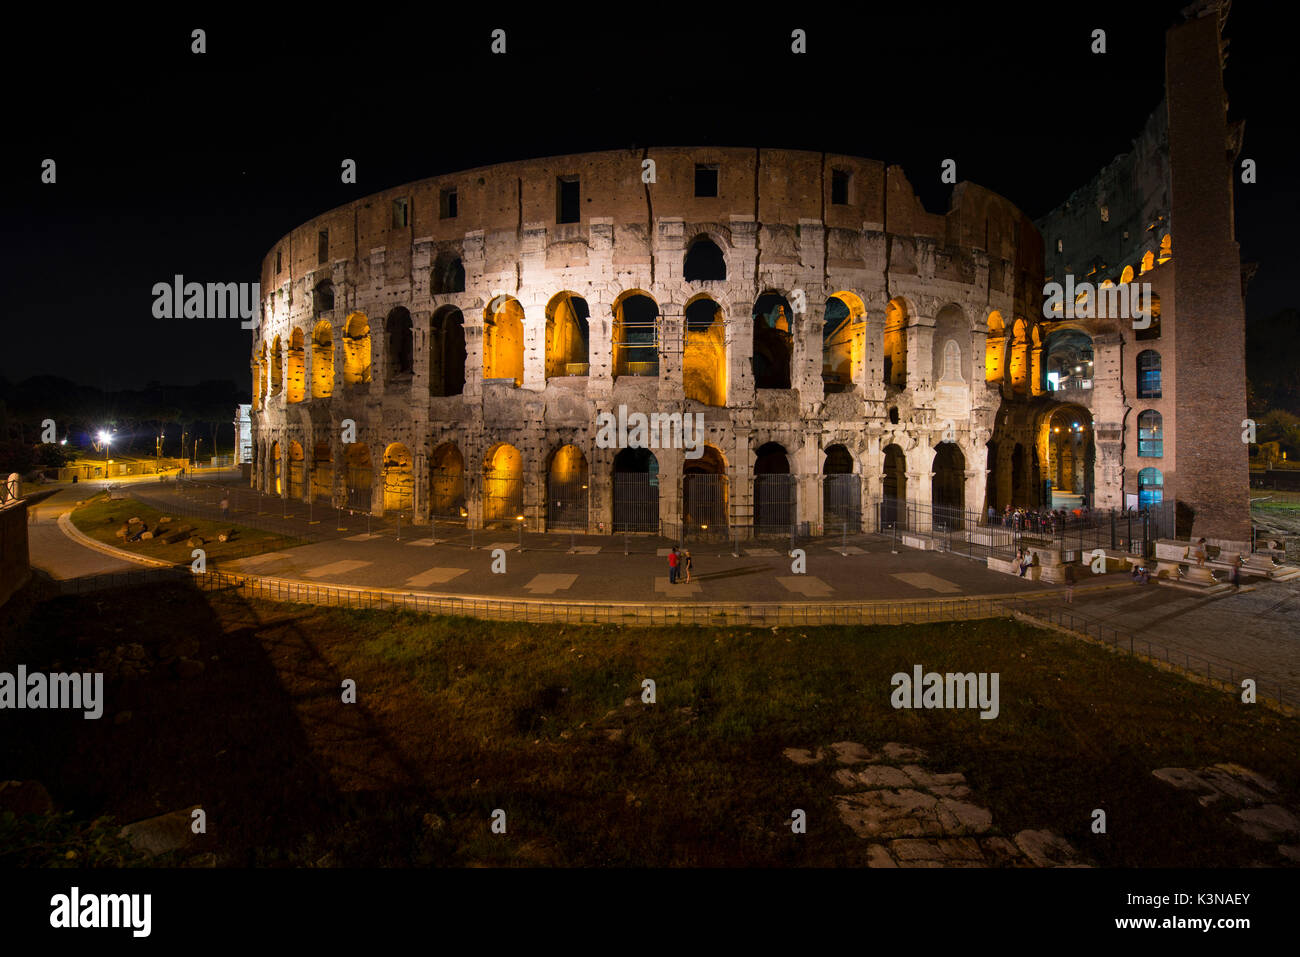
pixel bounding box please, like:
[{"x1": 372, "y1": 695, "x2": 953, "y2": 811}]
[{"x1": 249, "y1": 147, "x2": 1049, "y2": 539}]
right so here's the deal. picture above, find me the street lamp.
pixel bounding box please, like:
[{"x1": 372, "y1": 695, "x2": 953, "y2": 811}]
[{"x1": 516, "y1": 513, "x2": 525, "y2": 552}]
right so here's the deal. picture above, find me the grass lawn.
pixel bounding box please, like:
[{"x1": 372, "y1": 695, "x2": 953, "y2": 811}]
[
  {"x1": 70, "y1": 494, "x2": 296, "y2": 565},
  {"x1": 2, "y1": 580, "x2": 1297, "y2": 867}
]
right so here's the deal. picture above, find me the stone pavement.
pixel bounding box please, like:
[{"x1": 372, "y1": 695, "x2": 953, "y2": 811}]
[
  {"x1": 785, "y1": 741, "x2": 1088, "y2": 867},
  {"x1": 1063, "y1": 578, "x2": 1300, "y2": 706},
  {"x1": 217, "y1": 531, "x2": 1064, "y2": 605}
]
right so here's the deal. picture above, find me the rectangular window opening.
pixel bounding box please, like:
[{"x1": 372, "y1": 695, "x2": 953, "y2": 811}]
[
  {"x1": 317, "y1": 230, "x2": 328, "y2": 265},
  {"x1": 392, "y1": 197, "x2": 410, "y2": 229},
  {"x1": 440, "y1": 188, "x2": 458, "y2": 219},
  {"x1": 694, "y1": 164, "x2": 719, "y2": 198},
  {"x1": 831, "y1": 168, "x2": 850, "y2": 205},
  {"x1": 557, "y1": 176, "x2": 580, "y2": 224}
]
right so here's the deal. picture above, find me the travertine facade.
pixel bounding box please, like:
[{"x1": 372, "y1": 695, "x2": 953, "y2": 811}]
[{"x1": 250, "y1": 147, "x2": 1056, "y2": 538}]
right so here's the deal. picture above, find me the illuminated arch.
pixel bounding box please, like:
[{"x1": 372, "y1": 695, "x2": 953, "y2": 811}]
[
  {"x1": 286, "y1": 329, "x2": 306, "y2": 403},
  {"x1": 312, "y1": 321, "x2": 334, "y2": 398},
  {"x1": 343, "y1": 313, "x2": 372, "y2": 386},
  {"x1": 683, "y1": 294, "x2": 727, "y2": 406},
  {"x1": 483, "y1": 296, "x2": 525, "y2": 385},
  {"x1": 545, "y1": 291, "x2": 591, "y2": 379}
]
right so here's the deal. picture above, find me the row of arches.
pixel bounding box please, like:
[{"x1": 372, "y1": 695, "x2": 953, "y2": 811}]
[
  {"x1": 255, "y1": 290, "x2": 996, "y2": 408},
  {"x1": 255, "y1": 437, "x2": 970, "y2": 533}
]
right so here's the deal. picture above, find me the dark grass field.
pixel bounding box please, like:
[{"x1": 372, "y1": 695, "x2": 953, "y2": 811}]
[{"x1": 2, "y1": 579, "x2": 1297, "y2": 867}]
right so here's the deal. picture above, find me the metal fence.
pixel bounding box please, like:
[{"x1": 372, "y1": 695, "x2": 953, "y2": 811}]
[
  {"x1": 612, "y1": 472, "x2": 659, "y2": 532},
  {"x1": 753, "y1": 474, "x2": 796, "y2": 536},
  {"x1": 546, "y1": 475, "x2": 588, "y2": 530},
  {"x1": 867, "y1": 498, "x2": 1175, "y2": 563},
  {"x1": 823, "y1": 474, "x2": 861, "y2": 530}
]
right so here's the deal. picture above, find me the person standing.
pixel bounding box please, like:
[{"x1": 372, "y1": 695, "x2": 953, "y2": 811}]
[
  {"x1": 220, "y1": 494, "x2": 230, "y2": 519},
  {"x1": 668, "y1": 546, "x2": 679, "y2": 584},
  {"x1": 683, "y1": 549, "x2": 693, "y2": 584},
  {"x1": 1064, "y1": 561, "x2": 1076, "y2": 603}
]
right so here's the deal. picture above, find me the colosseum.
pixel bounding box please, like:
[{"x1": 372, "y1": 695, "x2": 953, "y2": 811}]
[{"x1": 250, "y1": 58, "x2": 1250, "y2": 555}]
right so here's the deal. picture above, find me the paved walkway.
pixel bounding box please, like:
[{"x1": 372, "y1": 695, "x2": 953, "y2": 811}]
[
  {"x1": 28, "y1": 479, "x2": 1300, "y2": 703},
  {"x1": 1040, "y1": 579, "x2": 1300, "y2": 706},
  {"x1": 26, "y1": 487, "x2": 135, "y2": 580}
]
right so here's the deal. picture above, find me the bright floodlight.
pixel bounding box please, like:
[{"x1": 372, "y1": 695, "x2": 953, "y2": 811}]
[{"x1": 98, "y1": 430, "x2": 111, "y2": 444}]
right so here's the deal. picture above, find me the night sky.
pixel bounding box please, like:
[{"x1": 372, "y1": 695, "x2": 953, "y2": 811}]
[{"x1": 2, "y1": 3, "x2": 1292, "y2": 394}]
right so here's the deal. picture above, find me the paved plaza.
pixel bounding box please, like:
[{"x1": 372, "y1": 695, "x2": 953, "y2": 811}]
[{"x1": 23, "y1": 479, "x2": 1300, "y2": 704}]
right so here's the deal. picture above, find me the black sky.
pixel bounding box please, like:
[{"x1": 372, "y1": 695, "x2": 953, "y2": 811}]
[{"x1": 1, "y1": 3, "x2": 1293, "y2": 394}]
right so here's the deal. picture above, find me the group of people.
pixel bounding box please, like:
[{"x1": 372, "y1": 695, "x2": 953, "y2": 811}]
[
  {"x1": 988, "y1": 504, "x2": 1093, "y2": 535},
  {"x1": 667, "y1": 545, "x2": 693, "y2": 584}
]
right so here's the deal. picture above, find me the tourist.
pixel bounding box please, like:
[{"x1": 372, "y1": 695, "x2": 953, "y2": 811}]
[
  {"x1": 1017, "y1": 549, "x2": 1033, "y2": 577},
  {"x1": 683, "y1": 549, "x2": 693, "y2": 584},
  {"x1": 1193, "y1": 537, "x2": 1208, "y2": 566},
  {"x1": 220, "y1": 495, "x2": 230, "y2": 519},
  {"x1": 987, "y1": 504, "x2": 996, "y2": 526},
  {"x1": 1231, "y1": 562, "x2": 1241, "y2": 590},
  {"x1": 668, "y1": 546, "x2": 679, "y2": 584},
  {"x1": 1063, "y1": 561, "x2": 1076, "y2": 603}
]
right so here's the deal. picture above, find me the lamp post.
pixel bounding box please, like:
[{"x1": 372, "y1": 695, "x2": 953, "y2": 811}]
[{"x1": 516, "y1": 513, "x2": 525, "y2": 553}]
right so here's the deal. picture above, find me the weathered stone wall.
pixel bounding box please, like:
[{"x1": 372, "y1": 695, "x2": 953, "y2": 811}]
[{"x1": 250, "y1": 147, "x2": 1052, "y2": 535}]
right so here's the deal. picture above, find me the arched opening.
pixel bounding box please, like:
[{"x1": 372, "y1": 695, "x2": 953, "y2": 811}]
[
  {"x1": 311, "y1": 440, "x2": 333, "y2": 503},
  {"x1": 683, "y1": 444, "x2": 728, "y2": 535},
  {"x1": 1119, "y1": 265, "x2": 1135, "y2": 285},
  {"x1": 1043, "y1": 328, "x2": 1094, "y2": 394},
  {"x1": 344, "y1": 443, "x2": 372, "y2": 510},
  {"x1": 1138, "y1": 410, "x2": 1163, "y2": 458},
  {"x1": 752, "y1": 293, "x2": 793, "y2": 390},
  {"x1": 313, "y1": 280, "x2": 334, "y2": 314},
  {"x1": 1138, "y1": 467, "x2": 1163, "y2": 507},
  {"x1": 985, "y1": 311, "x2": 1006, "y2": 385},
  {"x1": 312, "y1": 321, "x2": 334, "y2": 398},
  {"x1": 286, "y1": 329, "x2": 306, "y2": 403},
  {"x1": 822, "y1": 443, "x2": 859, "y2": 530},
  {"x1": 545, "y1": 292, "x2": 591, "y2": 379},
  {"x1": 270, "y1": 336, "x2": 283, "y2": 395},
  {"x1": 343, "y1": 313, "x2": 372, "y2": 386},
  {"x1": 483, "y1": 296, "x2": 525, "y2": 386},
  {"x1": 1136, "y1": 349, "x2": 1162, "y2": 398},
  {"x1": 823, "y1": 292, "x2": 865, "y2": 394},
  {"x1": 931, "y1": 443, "x2": 965, "y2": 530},
  {"x1": 482, "y1": 443, "x2": 523, "y2": 526},
  {"x1": 753, "y1": 441, "x2": 794, "y2": 535},
  {"x1": 613, "y1": 292, "x2": 660, "y2": 378},
  {"x1": 270, "y1": 440, "x2": 282, "y2": 495},
  {"x1": 382, "y1": 442, "x2": 414, "y2": 513},
  {"x1": 431, "y1": 251, "x2": 465, "y2": 294},
  {"x1": 881, "y1": 444, "x2": 906, "y2": 527},
  {"x1": 1009, "y1": 319, "x2": 1029, "y2": 395},
  {"x1": 882, "y1": 298, "x2": 908, "y2": 388},
  {"x1": 683, "y1": 296, "x2": 727, "y2": 406},
  {"x1": 546, "y1": 444, "x2": 589, "y2": 530},
  {"x1": 1140, "y1": 250, "x2": 1155, "y2": 274},
  {"x1": 683, "y1": 235, "x2": 726, "y2": 282},
  {"x1": 429, "y1": 306, "x2": 466, "y2": 396},
  {"x1": 287, "y1": 441, "x2": 305, "y2": 498},
  {"x1": 1043, "y1": 406, "x2": 1095, "y2": 506},
  {"x1": 612, "y1": 447, "x2": 659, "y2": 533},
  {"x1": 430, "y1": 443, "x2": 466, "y2": 518},
  {"x1": 1136, "y1": 291, "x2": 1161, "y2": 342},
  {"x1": 387, "y1": 307, "x2": 414, "y2": 379}
]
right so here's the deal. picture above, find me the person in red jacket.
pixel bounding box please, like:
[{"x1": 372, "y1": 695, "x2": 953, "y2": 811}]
[{"x1": 668, "y1": 546, "x2": 679, "y2": 584}]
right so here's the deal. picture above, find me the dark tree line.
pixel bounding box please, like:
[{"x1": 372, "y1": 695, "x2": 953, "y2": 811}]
[{"x1": 0, "y1": 376, "x2": 241, "y2": 475}]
